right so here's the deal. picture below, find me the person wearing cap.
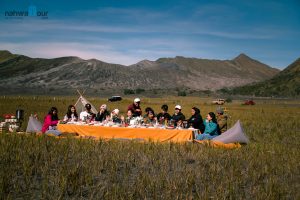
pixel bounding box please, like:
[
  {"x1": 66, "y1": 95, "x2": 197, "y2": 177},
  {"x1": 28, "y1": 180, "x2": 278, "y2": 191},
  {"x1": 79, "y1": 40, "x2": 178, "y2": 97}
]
[
  {"x1": 111, "y1": 109, "x2": 122, "y2": 123},
  {"x1": 172, "y1": 105, "x2": 185, "y2": 126},
  {"x1": 187, "y1": 107, "x2": 205, "y2": 133},
  {"x1": 95, "y1": 104, "x2": 110, "y2": 122},
  {"x1": 79, "y1": 103, "x2": 96, "y2": 121},
  {"x1": 216, "y1": 107, "x2": 228, "y2": 134},
  {"x1": 128, "y1": 98, "x2": 142, "y2": 117},
  {"x1": 157, "y1": 104, "x2": 172, "y2": 124}
]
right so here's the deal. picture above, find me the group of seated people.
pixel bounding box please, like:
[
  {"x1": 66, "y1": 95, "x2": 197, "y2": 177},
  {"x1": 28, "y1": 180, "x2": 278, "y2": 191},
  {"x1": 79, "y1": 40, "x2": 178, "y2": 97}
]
[{"x1": 41, "y1": 98, "x2": 228, "y2": 140}]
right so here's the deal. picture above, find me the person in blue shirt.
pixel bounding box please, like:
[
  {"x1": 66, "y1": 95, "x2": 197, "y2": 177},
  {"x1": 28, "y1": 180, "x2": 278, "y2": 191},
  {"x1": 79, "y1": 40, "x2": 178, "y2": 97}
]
[{"x1": 196, "y1": 112, "x2": 220, "y2": 140}]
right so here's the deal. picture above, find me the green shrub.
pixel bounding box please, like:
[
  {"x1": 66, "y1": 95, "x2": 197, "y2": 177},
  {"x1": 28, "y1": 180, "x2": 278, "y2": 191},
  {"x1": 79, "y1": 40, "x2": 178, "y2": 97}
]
[
  {"x1": 178, "y1": 91, "x2": 187, "y2": 96},
  {"x1": 123, "y1": 89, "x2": 135, "y2": 95},
  {"x1": 135, "y1": 88, "x2": 145, "y2": 94}
]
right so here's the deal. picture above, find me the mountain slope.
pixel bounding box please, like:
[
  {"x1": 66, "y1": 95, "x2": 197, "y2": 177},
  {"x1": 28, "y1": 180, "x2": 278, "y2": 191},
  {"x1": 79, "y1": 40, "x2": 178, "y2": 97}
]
[
  {"x1": 226, "y1": 58, "x2": 300, "y2": 97},
  {"x1": 0, "y1": 50, "x2": 280, "y2": 94}
]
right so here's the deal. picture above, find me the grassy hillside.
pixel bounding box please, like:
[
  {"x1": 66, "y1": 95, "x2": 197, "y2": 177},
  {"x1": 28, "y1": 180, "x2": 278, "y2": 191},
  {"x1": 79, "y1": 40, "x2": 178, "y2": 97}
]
[
  {"x1": 0, "y1": 96, "x2": 299, "y2": 199},
  {"x1": 221, "y1": 58, "x2": 300, "y2": 97}
]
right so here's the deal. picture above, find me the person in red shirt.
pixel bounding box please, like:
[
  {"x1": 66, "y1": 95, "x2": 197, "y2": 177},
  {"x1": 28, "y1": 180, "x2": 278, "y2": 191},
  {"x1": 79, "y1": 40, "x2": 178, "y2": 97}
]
[{"x1": 127, "y1": 98, "x2": 142, "y2": 117}]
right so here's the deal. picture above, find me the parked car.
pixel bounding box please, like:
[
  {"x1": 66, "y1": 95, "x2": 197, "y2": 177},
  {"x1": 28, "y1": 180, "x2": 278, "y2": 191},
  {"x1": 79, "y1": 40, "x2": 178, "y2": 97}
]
[
  {"x1": 212, "y1": 99, "x2": 225, "y2": 105},
  {"x1": 243, "y1": 100, "x2": 255, "y2": 105},
  {"x1": 108, "y1": 96, "x2": 122, "y2": 102}
]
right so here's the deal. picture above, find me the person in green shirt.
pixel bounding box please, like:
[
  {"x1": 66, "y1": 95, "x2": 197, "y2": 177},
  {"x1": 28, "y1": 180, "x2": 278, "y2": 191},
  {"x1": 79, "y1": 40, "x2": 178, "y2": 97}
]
[{"x1": 196, "y1": 112, "x2": 219, "y2": 140}]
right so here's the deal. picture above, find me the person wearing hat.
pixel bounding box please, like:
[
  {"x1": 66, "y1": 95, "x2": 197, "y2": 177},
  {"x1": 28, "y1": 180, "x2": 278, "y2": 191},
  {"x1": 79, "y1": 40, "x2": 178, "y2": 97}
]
[
  {"x1": 79, "y1": 103, "x2": 96, "y2": 121},
  {"x1": 172, "y1": 105, "x2": 185, "y2": 126},
  {"x1": 216, "y1": 107, "x2": 228, "y2": 134},
  {"x1": 95, "y1": 104, "x2": 110, "y2": 122},
  {"x1": 128, "y1": 98, "x2": 142, "y2": 117},
  {"x1": 111, "y1": 109, "x2": 122, "y2": 123}
]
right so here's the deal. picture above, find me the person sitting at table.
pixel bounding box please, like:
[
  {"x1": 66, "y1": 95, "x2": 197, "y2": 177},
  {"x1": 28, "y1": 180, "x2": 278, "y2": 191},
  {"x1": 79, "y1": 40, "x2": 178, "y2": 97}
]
[
  {"x1": 79, "y1": 103, "x2": 95, "y2": 121},
  {"x1": 111, "y1": 109, "x2": 122, "y2": 124},
  {"x1": 121, "y1": 110, "x2": 135, "y2": 125},
  {"x1": 176, "y1": 119, "x2": 184, "y2": 129},
  {"x1": 128, "y1": 98, "x2": 142, "y2": 117},
  {"x1": 144, "y1": 110, "x2": 157, "y2": 126},
  {"x1": 187, "y1": 107, "x2": 205, "y2": 133},
  {"x1": 143, "y1": 107, "x2": 155, "y2": 118},
  {"x1": 195, "y1": 112, "x2": 220, "y2": 140},
  {"x1": 172, "y1": 105, "x2": 185, "y2": 126},
  {"x1": 95, "y1": 104, "x2": 110, "y2": 122},
  {"x1": 63, "y1": 105, "x2": 78, "y2": 123},
  {"x1": 156, "y1": 104, "x2": 172, "y2": 125},
  {"x1": 41, "y1": 107, "x2": 61, "y2": 136}
]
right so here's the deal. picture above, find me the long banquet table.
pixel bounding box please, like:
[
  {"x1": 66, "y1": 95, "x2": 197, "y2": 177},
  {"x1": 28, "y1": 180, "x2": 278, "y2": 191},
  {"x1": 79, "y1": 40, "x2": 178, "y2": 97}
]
[{"x1": 57, "y1": 124, "x2": 194, "y2": 143}]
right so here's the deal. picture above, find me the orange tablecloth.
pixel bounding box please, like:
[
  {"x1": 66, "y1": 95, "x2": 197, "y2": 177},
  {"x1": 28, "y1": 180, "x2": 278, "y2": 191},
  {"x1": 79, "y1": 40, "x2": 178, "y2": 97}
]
[{"x1": 57, "y1": 124, "x2": 194, "y2": 143}]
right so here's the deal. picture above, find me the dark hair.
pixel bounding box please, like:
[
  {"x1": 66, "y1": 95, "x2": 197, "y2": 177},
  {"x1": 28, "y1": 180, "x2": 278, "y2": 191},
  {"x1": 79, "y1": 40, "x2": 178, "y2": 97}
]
[
  {"x1": 66, "y1": 105, "x2": 78, "y2": 119},
  {"x1": 161, "y1": 104, "x2": 168, "y2": 112},
  {"x1": 192, "y1": 107, "x2": 200, "y2": 115},
  {"x1": 48, "y1": 107, "x2": 59, "y2": 121},
  {"x1": 148, "y1": 110, "x2": 154, "y2": 115},
  {"x1": 209, "y1": 112, "x2": 220, "y2": 134},
  {"x1": 208, "y1": 112, "x2": 217, "y2": 124},
  {"x1": 145, "y1": 107, "x2": 154, "y2": 114},
  {"x1": 85, "y1": 103, "x2": 92, "y2": 109}
]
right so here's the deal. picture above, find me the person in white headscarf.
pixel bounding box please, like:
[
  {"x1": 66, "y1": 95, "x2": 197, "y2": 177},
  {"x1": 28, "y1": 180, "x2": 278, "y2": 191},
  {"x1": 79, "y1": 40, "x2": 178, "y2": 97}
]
[{"x1": 95, "y1": 104, "x2": 110, "y2": 122}]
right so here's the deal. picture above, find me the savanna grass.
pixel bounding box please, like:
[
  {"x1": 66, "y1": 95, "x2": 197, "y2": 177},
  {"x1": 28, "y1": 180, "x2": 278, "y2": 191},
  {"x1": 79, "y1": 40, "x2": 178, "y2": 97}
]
[{"x1": 0, "y1": 96, "x2": 299, "y2": 199}]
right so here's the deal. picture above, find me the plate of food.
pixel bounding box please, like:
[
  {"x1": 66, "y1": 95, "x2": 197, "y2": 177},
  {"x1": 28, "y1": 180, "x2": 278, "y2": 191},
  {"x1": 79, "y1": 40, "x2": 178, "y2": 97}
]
[{"x1": 166, "y1": 126, "x2": 175, "y2": 129}]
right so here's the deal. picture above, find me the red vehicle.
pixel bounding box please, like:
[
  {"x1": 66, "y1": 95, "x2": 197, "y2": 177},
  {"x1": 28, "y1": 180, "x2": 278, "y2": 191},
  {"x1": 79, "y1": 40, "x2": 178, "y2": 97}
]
[{"x1": 244, "y1": 100, "x2": 255, "y2": 105}]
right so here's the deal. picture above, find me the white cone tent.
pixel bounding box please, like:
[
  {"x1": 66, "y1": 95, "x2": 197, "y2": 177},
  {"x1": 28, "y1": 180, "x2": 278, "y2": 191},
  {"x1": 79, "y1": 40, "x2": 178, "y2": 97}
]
[
  {"x1": 212, "y1": 120, "x2": 250, "y2": 144},
  {"x1": 74, "y1": 90, "x2": 98, "y2": 114},
  {"x1": 26, "y1": 116, "x2": 43, "y2": 133}
]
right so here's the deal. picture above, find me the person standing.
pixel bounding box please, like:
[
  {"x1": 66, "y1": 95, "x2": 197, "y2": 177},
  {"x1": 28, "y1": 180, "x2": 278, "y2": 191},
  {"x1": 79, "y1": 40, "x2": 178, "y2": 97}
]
[{"x1": 128, "y1": 98, "x2": 142, "y2": 117}]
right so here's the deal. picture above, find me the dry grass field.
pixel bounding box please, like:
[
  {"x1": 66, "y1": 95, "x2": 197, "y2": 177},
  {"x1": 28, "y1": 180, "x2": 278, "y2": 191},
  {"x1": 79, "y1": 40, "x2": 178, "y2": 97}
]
[{"x1": 0, "y1": 96, "x2": 299, "y2": 199}]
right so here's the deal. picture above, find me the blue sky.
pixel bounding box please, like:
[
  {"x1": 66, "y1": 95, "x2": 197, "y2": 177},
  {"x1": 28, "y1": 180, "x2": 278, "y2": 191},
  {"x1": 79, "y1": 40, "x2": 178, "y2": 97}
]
[{"x1": 0, "y1": 0, "x2": 299, "y2": 69}]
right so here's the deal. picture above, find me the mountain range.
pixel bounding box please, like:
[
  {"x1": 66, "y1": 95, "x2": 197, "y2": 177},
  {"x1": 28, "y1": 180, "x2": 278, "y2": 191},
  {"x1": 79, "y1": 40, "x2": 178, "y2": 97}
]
[{"x1": 0, "y1": 50, "x2": 280, "y2": 95}]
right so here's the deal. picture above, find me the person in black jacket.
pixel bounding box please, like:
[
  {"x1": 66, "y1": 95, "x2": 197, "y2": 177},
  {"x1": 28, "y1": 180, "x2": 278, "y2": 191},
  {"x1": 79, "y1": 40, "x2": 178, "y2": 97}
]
[
  {"x1": 172, "y1": 105, "x2": 185, "y2": 126},
  {"x1": 95, "y1": 104, "x2": 110, "y2": 122},
  {"x1": 157, "y1": 104, "x2": 172, "y2": 124},
  {"x1": 187, "y1": 107, "x2": 205, "y2": 133}
]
